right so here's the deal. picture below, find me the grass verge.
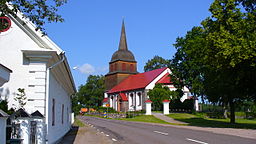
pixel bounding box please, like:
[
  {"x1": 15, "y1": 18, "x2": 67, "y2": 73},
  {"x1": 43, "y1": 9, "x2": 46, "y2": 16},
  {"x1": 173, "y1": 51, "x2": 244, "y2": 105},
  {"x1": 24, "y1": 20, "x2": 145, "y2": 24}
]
[
  {"x1": 73, "y1": 118, "x2": 85, "y2": 127},
  {"x1": 168, "y1": 113, "x2": 256, "y2": 129},
  {"x1": 118, "y1": 115, "x2": 170, "y2": 124}
]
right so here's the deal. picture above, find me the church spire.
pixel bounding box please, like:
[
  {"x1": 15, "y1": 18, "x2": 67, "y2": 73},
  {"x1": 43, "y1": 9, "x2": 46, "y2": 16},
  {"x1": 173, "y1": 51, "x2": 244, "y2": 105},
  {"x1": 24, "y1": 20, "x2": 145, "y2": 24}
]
[{"x1": 118, "y1": 19, "x2": 128, "y2": 51}]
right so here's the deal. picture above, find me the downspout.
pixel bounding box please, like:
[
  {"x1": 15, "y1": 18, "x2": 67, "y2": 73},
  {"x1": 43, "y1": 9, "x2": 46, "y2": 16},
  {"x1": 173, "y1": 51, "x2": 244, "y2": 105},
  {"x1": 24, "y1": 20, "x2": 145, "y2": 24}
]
[{"x1": 45, "y1": 51, "x2": 65, "y2": 143}]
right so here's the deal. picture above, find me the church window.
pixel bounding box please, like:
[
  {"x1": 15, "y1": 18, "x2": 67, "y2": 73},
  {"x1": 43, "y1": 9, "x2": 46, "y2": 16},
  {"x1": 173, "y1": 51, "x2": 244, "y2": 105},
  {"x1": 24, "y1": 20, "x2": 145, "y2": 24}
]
[
  {"x1": 115, "y1": 63, "x2": 118, "y2": 71},
  {"x1": 52, "y1": 99, "x2": 55, "y2": 126},
  {"x1": 110, "y1": 64, "x2": 113, "y2": 72},
  {"x1": 138, "y1": 92, "x2": 142, "y2": 106},
  {"x1": 122, "y1": 63, "x2": 126, "y2": 71},
  {"x1": 130, "y1": 64, "x2": 134, "y2": 72},
  {"x1": 130, "y1": 93, "x2": 134, "y2": 106}
]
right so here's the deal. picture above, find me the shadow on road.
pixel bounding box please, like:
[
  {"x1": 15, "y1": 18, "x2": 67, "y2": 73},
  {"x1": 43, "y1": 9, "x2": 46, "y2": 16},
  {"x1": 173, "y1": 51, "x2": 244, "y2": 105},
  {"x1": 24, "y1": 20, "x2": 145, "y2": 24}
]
[{"x1": 59, "y1": 126, "x2": 79, "y2": 144}]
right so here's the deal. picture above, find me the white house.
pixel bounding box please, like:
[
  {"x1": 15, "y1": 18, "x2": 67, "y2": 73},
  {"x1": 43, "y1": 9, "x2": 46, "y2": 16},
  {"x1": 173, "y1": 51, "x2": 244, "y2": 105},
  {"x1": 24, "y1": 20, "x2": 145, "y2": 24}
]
[{"x1": 0, "y1": 12, "x2": 76, "y2": 143}]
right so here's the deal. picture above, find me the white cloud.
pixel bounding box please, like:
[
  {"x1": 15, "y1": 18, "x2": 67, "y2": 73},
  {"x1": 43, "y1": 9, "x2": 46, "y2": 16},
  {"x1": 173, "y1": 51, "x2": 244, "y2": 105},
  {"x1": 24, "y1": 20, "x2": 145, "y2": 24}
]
[
  {"x1": 75, "y1": 64, "x2": 108, "y2": 75},
  {"x1": 78, "y1": 63, "x2": 95, "y2": 74}
]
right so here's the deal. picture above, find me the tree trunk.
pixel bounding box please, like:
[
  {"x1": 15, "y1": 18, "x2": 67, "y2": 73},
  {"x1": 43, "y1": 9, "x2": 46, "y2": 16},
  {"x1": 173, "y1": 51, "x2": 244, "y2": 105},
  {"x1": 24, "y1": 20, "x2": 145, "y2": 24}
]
[{"x1": 229, "y1": 99, "x2": 235, "y2": 124}]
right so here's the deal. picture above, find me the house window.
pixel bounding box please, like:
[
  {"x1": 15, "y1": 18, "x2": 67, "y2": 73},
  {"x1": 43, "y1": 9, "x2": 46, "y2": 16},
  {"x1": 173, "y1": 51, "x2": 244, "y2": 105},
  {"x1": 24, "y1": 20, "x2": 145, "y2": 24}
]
[
  {"x1": 67, "y1": 107, "x2": 69, "y2": 123},
  {"x1": 130, "y1": 64, "x2": 134, "y2": 72},
  {"x1": 52, "y1": 99, "x2": 55, "y2": 126},
  {"x1": 62, "y1": 104, "x2": 64, "y2": 124},
  {"x1": 122, "y1": 63, "x2": 126, "y2": 71},
  {"x1": 138, "y1": 92, "x2": 141, "y2": 106}
]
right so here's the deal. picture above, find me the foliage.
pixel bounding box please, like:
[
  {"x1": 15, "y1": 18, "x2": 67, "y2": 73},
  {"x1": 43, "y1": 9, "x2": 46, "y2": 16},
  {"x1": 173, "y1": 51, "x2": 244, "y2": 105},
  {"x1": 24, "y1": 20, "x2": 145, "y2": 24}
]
[
  {"x1": 170, "y1": 0, "x2": 256, "y2": 123},
  {"x1": 144, "y1": 55, "x2": 170, "y2": 72},
  {"x1": 96, "y1": 106, "x2": 116, "y2": 113},
  {"x1": 148, "y1": 84, "x2": 171, "y2": 111},
  {"x1": 0, "y1": 0, "x2": 67, "y2": 34},
  {"x1": 170, "y1": 99, "x2": 194, "y2": 110},
  {"x1": 72, "y1": 75, "x2": 105, "y2": 114},
  {"x1": 14, "y1": 88, "x2": 26, "y2": 109}
]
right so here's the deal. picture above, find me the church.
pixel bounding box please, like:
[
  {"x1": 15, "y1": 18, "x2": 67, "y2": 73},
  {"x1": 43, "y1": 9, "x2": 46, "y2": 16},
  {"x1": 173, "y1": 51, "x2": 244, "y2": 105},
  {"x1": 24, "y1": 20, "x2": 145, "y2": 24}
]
[{"x1": 103, "y1": 21, "x2": 196, "y2": 112}]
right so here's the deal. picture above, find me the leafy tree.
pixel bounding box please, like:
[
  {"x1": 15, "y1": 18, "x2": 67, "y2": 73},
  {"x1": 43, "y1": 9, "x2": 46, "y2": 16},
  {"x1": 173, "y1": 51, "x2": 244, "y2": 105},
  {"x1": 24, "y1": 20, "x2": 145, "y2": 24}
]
[
  {"x1": 75, "y1": 75, "x2": 105, "y2": 109},
  {"x1": 144, "y1": 56, "x2": 170, "y2": 72},
  {"x1": 171, "y1": 0, "x2": 256, "y2": 123},
  {"x1": 148, "y1": 84, "x2": 171, "y2": 111},
  {"x1": 14, "y1": 88, "x2": 26, "y2": 109},
  {"x1": 0, "y1": 0, "x2": 67, "y2": 34}
]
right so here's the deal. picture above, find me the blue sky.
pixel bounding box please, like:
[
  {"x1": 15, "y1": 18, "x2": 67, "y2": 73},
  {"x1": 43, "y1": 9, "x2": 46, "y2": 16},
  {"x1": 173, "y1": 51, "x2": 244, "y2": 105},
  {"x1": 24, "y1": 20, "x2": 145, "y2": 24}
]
[{"x1": 44, "y1": 0, "x2": 214, "y2": 88}]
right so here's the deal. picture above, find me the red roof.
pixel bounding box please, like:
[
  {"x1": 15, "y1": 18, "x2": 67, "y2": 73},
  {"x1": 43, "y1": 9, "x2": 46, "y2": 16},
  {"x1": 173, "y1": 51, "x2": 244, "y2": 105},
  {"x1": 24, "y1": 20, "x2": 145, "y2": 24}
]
[
  {"x1": 145, "y1": 100, "x2": 152, "y2": 103},
  {"x1": 102, "y1": 98, "x2": 108, "y2": 103},
  {"x1": 119, "y1": 93, "x2": 128, "y2": 101},
  {"x1": 108, "y1": 67, "x2": 167, "y2": 93},
  {"x1": 157, "y1": 73, "x2": 172, "y2": 84}
]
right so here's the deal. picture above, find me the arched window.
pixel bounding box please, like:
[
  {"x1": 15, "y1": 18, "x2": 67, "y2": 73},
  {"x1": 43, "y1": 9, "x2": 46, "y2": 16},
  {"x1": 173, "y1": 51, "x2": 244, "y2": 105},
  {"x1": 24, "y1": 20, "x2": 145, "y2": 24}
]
[
  {"x1": 122, "y1": 63, "x2": 126, "y2": 71},
  {"x1": 130, "y1": 64, "x2": 134, "y2": 72},
  {"x1": 115, "y1": 63, "x2": 118, "y2": 71},
  {"x1": 138, "y1": 92, "x2": 142, "y2": 106},
  {"x1": 130, "y1": 93, "x2": 134, "y2": 106}
]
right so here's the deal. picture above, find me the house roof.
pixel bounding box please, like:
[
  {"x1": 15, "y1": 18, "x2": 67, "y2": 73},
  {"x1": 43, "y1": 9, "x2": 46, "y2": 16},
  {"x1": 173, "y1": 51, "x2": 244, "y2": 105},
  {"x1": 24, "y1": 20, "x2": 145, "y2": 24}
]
[
  {"x1": 31, "y1": 110, "x2": 44, "y2": 118},
  {"x1": 108, "y1": 67, "x2": 167, "y2": 93},
  {"x1": 119, "y1": 93, "x2": 128, "y2": 101},
  {"x1": 157, "y1": 73, "x2": 172, "y2": 84},
  {"x1": 102, "y1": 98, "x2": 108, "y2": 103},
  {"x1": 0, "y1": 109, "x2": 9, "y2": 117}
]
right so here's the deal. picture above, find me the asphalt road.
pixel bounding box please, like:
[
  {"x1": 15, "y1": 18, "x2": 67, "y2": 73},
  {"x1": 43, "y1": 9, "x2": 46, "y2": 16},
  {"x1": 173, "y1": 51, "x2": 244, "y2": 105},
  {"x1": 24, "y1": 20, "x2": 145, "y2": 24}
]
[{"x1": 79, "y1": 116, "x2": 255, "y2": 144}]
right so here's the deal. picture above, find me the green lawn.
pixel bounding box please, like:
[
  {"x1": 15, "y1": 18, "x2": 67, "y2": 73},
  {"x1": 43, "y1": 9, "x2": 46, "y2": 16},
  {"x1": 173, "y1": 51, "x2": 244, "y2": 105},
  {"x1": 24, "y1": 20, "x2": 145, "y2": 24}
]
[
  {"x1": 118, "y1": 115, "x2": 170, "y2": 124},
  {"x1": 168, "y1": 113, "x2": 256, "y2": 129}
]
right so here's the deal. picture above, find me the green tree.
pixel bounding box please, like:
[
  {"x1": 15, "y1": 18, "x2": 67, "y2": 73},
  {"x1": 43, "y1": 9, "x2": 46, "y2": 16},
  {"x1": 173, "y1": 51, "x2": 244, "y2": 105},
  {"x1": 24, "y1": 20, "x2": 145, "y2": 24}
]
[
  {"x1": 148, "y1": 84, "x2": 171, "y2": 111},
  {"x1": 171, "y1": 0, "x2": 256, "y2": 123},
  {"x1": 15, "y1": 88, "x2": 26, "y2": 109},
  {"x1": 0, "y1": 0, "x2": 67, "y2": 34},
  {"x1": 144, "y1": 56, "x2": 170, "y2": 72},
  {"x1": 75, "y1": 75, "x2": 105, "y2": 109}
]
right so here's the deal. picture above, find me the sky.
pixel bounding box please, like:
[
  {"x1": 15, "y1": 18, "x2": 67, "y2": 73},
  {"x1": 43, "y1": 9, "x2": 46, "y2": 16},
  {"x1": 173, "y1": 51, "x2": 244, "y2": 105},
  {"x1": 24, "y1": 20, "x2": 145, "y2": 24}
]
[{"x1": 44, "y1": 0, "x2": 214, "y2": 88}]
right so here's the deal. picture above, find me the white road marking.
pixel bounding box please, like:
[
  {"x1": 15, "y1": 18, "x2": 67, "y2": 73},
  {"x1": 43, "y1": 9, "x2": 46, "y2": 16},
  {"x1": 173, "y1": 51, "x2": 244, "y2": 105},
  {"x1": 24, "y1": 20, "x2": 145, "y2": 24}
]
[
  {"x1": 112, "y1": 138, "x2": 117, "y2": 141},
  {"x1": 186, "y1": 138, "x2": 208, "y2": 144},
  {"x1": 153, "y1": 131, "x2": 169, "y2": 136},
  {"x1": 106, "y1": 134, "x2": 109, "y2": 137},
  {"x1": 101, "y1": 132, "x2": 104, "y2": 134}
]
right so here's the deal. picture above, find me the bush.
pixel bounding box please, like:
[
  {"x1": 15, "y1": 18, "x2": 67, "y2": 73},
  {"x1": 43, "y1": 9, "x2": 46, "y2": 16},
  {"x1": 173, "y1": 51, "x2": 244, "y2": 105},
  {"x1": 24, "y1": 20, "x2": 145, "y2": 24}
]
[{"x1": 97, "y1": 106, "x2": 117, "y2": 113}]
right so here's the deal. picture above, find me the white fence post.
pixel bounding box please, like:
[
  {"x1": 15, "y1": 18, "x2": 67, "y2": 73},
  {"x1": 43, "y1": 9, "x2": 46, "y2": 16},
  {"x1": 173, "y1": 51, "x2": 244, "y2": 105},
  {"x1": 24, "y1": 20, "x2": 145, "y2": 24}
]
[
  {"x1": 145, "y1": 100, "x2": 152, "y2": 115},
  {"x1": 163, "y1": 100, "x2": 170, "y2": 115}
]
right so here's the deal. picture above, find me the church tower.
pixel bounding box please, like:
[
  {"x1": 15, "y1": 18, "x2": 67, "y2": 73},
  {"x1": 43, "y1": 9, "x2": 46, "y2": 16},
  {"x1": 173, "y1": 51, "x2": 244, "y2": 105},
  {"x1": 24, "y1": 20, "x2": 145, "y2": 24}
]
[{"x1": 105, "y1": 20, "x2": 138, "y2": 91}]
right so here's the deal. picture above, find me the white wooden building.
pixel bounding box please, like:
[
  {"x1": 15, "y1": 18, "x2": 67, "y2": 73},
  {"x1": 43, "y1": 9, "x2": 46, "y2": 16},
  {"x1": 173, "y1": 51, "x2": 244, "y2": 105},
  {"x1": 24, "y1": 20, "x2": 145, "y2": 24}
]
[{"x1": 0, "y1": 13, "x2": 76, "y2": 143}]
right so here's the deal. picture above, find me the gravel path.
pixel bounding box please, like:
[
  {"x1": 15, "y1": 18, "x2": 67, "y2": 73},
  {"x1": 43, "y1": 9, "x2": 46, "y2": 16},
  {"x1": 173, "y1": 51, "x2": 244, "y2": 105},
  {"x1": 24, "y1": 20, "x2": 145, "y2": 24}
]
[{"x1": 59, "y1": 124, "x2": 113, "y2": 144}]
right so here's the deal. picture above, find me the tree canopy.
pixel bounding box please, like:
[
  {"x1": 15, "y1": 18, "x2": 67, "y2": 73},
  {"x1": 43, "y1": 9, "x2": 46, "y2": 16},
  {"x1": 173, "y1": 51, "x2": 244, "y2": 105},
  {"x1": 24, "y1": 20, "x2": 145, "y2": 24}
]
[
  {"x1": 73, "y1": 75, "x2": 105, "y2": 113},
  {"x1": 144, "y1": 56, "x2": 170, "y2": 72},
  {"x1": 148, "y1": 84, "x2": 172, "y2": 111},
  {"x1": 0, "y1": 0, "x2": 67, "y2": 34},
  {"x1": 171, "y1": 0, "x2": 256, "y2": 123}
]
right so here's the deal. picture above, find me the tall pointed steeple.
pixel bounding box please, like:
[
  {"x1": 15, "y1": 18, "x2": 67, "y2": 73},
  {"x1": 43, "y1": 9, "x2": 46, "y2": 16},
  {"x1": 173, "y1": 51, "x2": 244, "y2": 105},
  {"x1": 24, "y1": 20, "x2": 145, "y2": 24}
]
[
  {"x1": 118, "y1": 20, "x2": 128, "y2": 51},
  {"x1": 105, "y1": 19, "x2": 138, "y2": 91}
]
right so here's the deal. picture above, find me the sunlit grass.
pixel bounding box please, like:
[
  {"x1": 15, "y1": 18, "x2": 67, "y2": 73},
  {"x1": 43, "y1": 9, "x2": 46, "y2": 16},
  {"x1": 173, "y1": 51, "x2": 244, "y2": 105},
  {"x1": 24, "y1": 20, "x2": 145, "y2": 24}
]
[
  {"x1": 73, "y1": 118, "x2": 85, "y2": 127},
  {"x1": 168, "y1": 113, "x2": 256, "y2": 129},
  {"x1": 118, "y1": 115, "x2": 170, "y2": 124}
]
